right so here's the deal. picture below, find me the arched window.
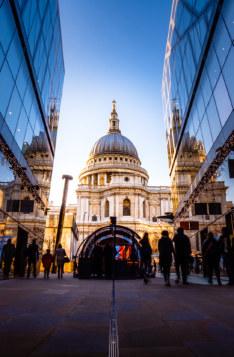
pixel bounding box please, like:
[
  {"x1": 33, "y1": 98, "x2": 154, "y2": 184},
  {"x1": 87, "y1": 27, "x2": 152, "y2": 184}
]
[
  {"x1": 123, "y1": 198, "x2": 131, "y2": 216},
  {"x1": 92, "y1": 215, "x2": 97, "y2": 222},
  {"x1": 152, "y1": 216, "x2": 157, "y2": 222},
  {"x1": 143, "y1": 200, "x2": 146, "y2": 218},
  {"x1": 105, "y1": 200, "x2": 109, "y2": 217}
]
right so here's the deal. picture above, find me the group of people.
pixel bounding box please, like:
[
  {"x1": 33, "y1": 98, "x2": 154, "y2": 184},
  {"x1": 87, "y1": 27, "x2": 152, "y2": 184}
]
[
  {"x1": 202, "y1": 227, "x2": 234, "y2": 286},
  {"x1": 1, "y1": 238, "x2": 68, "y2": 280},
  {"x1": 141, "y1": 226, "x2": 234, "y2": 287}
]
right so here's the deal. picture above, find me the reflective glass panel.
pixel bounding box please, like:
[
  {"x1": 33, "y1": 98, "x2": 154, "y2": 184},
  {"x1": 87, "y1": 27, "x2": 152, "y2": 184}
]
[
  {"x1": 0, "y1": 60, "x2": 14, "y2": 116},
  {"x1": 222, "y1": 1, "x2": 234, "y2": 40},
  {"x1": 213, "y1": 17, "x2": 231, "y2": 68},
  {"x1": 206, "y1": 46, "x2": 221, "y2": 88},
  {"x1": 0, "y1": 1, "x2": 15, "y2": 53},
  {"x1": 15, "y1": 106, "x2": 28, "y2": 149},
  {"x1": 200, "y1": 114, "x2": 213, "y2": 153},
  {"x1": 206, "y1": 96, "x2": 222, "y2": 141},
  {"x1": 6, "y1": 87, "x2": 22, "y2": 134},
  {"x1": 222, "y1": 46, "x2": 234, "y2": 107},
  {"x1": 213, "y1": 74, "x2": 232, "y2": 126}
]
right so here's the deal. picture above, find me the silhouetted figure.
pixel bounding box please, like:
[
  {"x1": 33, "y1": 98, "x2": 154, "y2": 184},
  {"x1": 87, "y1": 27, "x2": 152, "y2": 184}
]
[
  {"x1": 93, "y1": 243, "x2": 103, "y2": 277},
  {"x1": 42, "y1": 249, "x2": 53, "y2": 279},
  {"x1": 158, "y1": 230, "x2": 175, "y2": 286},
  {"x1": 203, "y1": 231, "x2": 222, "y2": 285},
  {"x1": 173, "y1": 227, "x2": 191, "y2": 285},
  {"x1": 202, "y1": 235, "x2": 209, "y2": 278},
  {"x1": 140, "y1": 232, "x2": 152, "y2": 284},
  {"x1": 219, "y1": 227, "x2": 234, "y2": 285},
  {"x1": 1, "y1": 239, "x2": 15, "y2": 279},
  {"x1": 104, "y1": 242, "x2": 113, "y2": 279},
  {"x1": 27, "y1": 239, "x2": 39, "y2": 278},
  {"x1": 56, "y1": 243, "x2": 67, "y2": 279}
]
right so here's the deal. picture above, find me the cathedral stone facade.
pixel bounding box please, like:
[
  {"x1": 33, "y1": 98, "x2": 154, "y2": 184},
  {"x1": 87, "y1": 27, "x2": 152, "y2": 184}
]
[{"x1": 76, "y1": 101, "x2": 172, "y2": 252}]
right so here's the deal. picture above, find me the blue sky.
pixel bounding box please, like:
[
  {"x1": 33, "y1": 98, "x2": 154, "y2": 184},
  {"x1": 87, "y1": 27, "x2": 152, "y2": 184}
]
[{"x1": 49, "y1": 0, "x2": 172, "y2": 204}]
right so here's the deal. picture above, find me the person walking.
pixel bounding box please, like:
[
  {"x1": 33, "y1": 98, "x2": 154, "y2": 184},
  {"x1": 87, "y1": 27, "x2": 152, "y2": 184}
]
[
  {"x1": 42, "y1": 249, "x2": 53, "y2": 279},
  {"x1": 55, "y1": 243, "x2": 67, "y2": 279},
  {"x1": 219, "y1": 227, "x2": 234, "y2": 285},
  {"x1": 27, "y1": 239, "x2": 39, "y2": 278},
  {"x1": 158, "y1": 230, "x2": 175, "y2": 286},
  {"x1": 173, "y1": 227, "x2": 191, "y2": 285},
  {"x1": 140, "y1": 232, "x2": 152, "y2": 284},
  {"x1": 203, "y1": 231, "x2": 222, "y2": 285},
  {"x1": 1, "y1": 239, "x2": 15, "y2": 279}
]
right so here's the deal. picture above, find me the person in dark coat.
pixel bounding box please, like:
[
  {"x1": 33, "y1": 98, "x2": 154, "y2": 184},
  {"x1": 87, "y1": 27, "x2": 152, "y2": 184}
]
[
  {"x1": 104, "y1": 241, "x2": 113, "y2": 279},
  {"x1": 219, "y1": 227, "x2": 234, "y2": 285},
  {"x1": 158, "y1": 230, "x2": 175, "y2": 286},
  {"x1": 203, "y1": 231, "x2": 222, "y2": 285},
  {"x1": 27, "y1": 239, "x2": 39, "y2": 278},
  {"x1": 173, "y1": 227, "x2": 191, "y2": 284},
  {"x1": 1, "y1": 239, "x2": 15, "y2": 279},
  {"x1": 140, "y1": 232, "x2": 152, "y2": 284},
  {"x1": 92, "y1": 243, "x2": 103, "y2": 277},
  {"x1": 56, "y1": 243, "x2": 67, "y2": 279},
  {"x1": 42, "y1": 249, "x2": 53, "y2": 279}
]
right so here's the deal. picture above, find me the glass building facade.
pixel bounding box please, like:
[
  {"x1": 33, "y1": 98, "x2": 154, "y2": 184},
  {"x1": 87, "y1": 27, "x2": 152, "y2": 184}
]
[
  {"x1": 162, "y1": 0, "x2": 234, "y2": 237},
  {"x1": 0, "y1": 0, "x2": 64, "y2": 254}
]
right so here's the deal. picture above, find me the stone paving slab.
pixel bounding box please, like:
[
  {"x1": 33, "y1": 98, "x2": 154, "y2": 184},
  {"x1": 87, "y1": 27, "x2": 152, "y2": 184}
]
[{"x1": 0, "y1": 274, "x2": 234, "y2": 356}]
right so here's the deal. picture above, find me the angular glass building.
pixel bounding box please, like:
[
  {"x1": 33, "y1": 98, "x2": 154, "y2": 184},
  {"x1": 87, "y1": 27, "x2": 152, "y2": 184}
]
[
  {"x1": 162, "y1": 0, "x2": 234, "y2": 244},
  {"x1": 0, "y1": 0, "x2": 64, "y2": 258}
]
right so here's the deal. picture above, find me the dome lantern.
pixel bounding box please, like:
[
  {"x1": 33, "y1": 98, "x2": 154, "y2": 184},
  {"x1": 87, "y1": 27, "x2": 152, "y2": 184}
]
[{"x1": 108, "y1": 100, "x2": 120, "y2": 133}]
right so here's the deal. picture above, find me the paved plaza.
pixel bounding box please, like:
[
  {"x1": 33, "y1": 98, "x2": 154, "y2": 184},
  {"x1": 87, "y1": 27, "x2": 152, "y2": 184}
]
[{"x1": 1, "y1": 274, "x2": 234, "y2": 356}]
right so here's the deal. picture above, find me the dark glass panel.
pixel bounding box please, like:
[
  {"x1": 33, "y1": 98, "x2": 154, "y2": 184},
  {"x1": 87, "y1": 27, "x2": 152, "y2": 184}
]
[
  {"x1": 213, "y1": 74, "x2": 232, "y2": 126},
  {"x1": 208, "y1": 203, "x2": 221, "y2": 215},
  {"x1": 0, "y1": 60, "x2": 14, "y2": 117},
  {"x1": 222, "y1": 46, "x2": 234, "y2": 107},
  {"x1": 0, "y1": 1, "x2": 15, "y2": 53},
  {"x1": 20, "y1": 199, "x2": 34, "y2": 213},
  {"x1": 195, "y1": 203, "x2": 207, "y2": 215},
  {"x1": 206, "y1": 96, "x2": 222, "y2": 142},
  {"x1": 6, "y1": 200, "x2": 20, "y2": 212},
  {"x1": 6, "y1": 86, "x2": 22, "y2": 134}
]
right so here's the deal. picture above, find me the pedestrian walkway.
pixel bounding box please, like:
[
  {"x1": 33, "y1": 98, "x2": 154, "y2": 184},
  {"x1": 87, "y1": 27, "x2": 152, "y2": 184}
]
[{"x1": 0, "y1": 274, "x2": 234, "y2": 356}]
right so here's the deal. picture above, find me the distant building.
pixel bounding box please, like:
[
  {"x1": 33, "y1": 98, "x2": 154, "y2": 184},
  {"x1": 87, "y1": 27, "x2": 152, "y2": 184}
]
[
  {"x1": 162, "y1": 0, "x2": 234, "y2": 249},
  {"x1": 43, "y1": 205, "x2": 78, "y2": 271},
  {"x1": 0, "y1": 0, "x2": 65, "y2": 263},
  {"x1": 76, "y1": 101, "x2": 172, "y2": 253},
  {"x1": 44, "y1": 102, "x2": 173, "y2": 275}
]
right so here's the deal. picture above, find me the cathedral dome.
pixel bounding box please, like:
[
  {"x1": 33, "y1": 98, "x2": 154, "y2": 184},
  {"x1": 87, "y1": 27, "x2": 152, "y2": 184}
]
[{"x1": 89, "y1": 101, "x2": 139, "y2": 160}]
